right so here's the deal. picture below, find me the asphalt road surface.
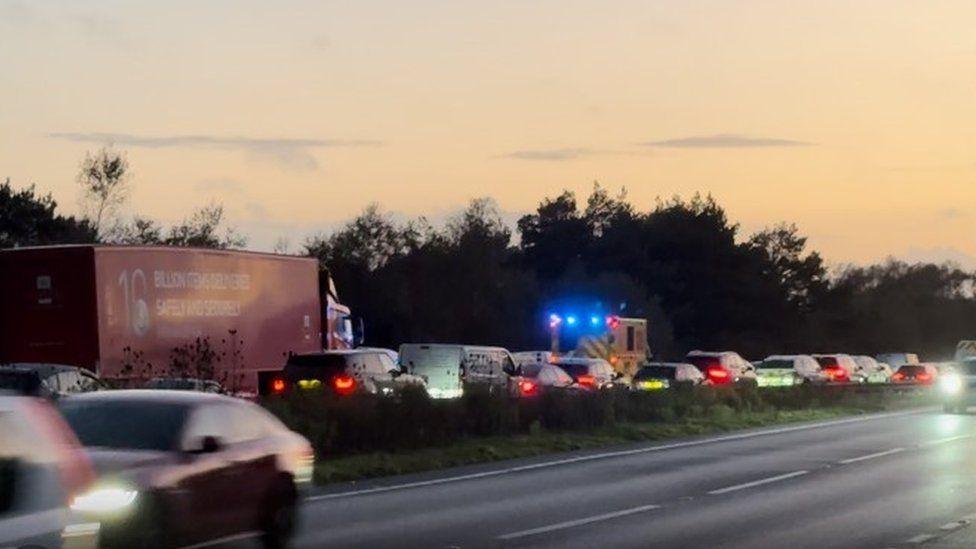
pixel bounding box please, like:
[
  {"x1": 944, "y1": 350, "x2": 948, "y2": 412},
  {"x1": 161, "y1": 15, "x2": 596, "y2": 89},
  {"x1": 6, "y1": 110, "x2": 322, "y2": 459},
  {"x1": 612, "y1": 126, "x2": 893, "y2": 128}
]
[{"x1": 234, "y1": 408, "x2": 976, "y2": 548}]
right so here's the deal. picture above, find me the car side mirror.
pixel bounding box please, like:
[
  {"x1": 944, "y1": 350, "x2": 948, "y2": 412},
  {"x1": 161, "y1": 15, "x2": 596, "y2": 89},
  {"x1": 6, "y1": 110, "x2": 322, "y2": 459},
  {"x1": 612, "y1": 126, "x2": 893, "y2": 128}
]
[{"x1": 188, "y1": 435, "x2": 222, "y2": 454}]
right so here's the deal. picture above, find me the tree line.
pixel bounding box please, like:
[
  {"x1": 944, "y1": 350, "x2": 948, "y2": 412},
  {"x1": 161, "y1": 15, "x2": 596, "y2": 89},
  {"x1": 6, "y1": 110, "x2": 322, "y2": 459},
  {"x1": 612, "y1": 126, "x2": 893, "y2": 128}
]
[{"x1": 3, "y1": 149, "x2": 975, "y2": 360}]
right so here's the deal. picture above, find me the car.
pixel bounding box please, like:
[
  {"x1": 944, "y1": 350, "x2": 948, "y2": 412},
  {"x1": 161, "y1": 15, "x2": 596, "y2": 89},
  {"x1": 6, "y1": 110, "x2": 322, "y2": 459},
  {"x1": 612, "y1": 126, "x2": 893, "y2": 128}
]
[
  {"x1": 549, "y1": 356, "x2": 620, "y2": 390},
  {"x1": 1, "y1": 394, "x2": 98, "y2": 549},
  {"x1": 399, "y1": 344, "x2": 518, "y2": 399},
  {"x1": 939, "y1": 359, "x2": 976, "y2": 413},
  {"x1": 271, "y1": 349, "x2": 424, "y2": 397},
  {"x1": 632, "y1": 363, "x2": 705, "y2": 391},
  {"x1": 876, "y1": 353, "x2": 920, "y2": 370},
  {"x1": 852, "y1": 355, "x2": 893, "y2": 384},
  {"x1": 0, "y1": 363, "x2": 108, "y2": 398},
  {"x1": 513, "y1": 363, "x2": 577, "y2": 397},
  {"x1": 59, "y1": 390, "x2": 313, "y2": 549},
  {"x1": 756, "y1": 355, "x2": 823, "y2": 386},
  {"x1": 812, "y1": 354, "x2": 860, "y2": 383},
  {"x1": 685, "y1": 351, "x2": 757, "y2": 385},
  {"x1": 144, "y1": 377, "x2": 224, "y2": 393},
  {"x1": 891, "y1": 363, "x2": 938, "y2": 385}
]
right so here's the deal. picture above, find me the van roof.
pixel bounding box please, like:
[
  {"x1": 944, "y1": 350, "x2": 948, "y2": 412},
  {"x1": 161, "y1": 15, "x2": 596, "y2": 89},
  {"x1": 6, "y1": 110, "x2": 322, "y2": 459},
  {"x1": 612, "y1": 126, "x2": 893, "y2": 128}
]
[{"x1": 399, "y1": 343, "x2": 510, "y2": 353}]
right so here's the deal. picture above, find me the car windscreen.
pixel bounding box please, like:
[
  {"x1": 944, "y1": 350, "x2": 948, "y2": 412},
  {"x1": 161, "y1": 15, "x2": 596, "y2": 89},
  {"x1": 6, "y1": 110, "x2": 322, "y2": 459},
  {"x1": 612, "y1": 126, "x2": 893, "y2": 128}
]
[
  {"x1": 60, "y1": 400, "x2": 190, "y2": 451},
  {"x1": 0, "y1": 371, "x2": 42, "y2": 395},
  {"x1": 759, "y1": 359, "x2": 794, "y2": 370},
  {"x1": 687, "y1": 356, "x2": 720, "y2": 371},
  {"x1": 815, "y1": 356, "x2": 839, "y2": 368},
  {"x1": 146, "y1": 379, "x2": 203, "y2": 390},
  {"x1": 897, "y1": 365, "x2": 926, "y2": 376},
  {"x1": 284, "y1": 354, "x2": 348, "y2": 380},
  {"x1": 520, "y1": 364, "x2": 542, "y2": 378},
  {"x1": 554, "y1": 363, "x2": 590, "y2": 378},
  {"x1": 634, "y1": 366, "x2": 677, "y2": 380}
]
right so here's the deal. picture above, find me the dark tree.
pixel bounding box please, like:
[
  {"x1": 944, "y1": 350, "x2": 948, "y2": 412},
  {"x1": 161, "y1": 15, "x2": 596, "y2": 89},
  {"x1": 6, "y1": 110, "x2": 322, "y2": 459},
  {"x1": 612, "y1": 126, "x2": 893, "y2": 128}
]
[{"x1": 0, "y1": 178, "x2": 95, "y2": 248}]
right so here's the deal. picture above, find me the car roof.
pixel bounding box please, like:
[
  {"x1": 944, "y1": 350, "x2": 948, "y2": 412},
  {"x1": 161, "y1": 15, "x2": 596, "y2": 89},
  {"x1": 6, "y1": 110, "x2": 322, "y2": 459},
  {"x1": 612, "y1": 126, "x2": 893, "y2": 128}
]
[
  {"x1": 292, "y1": 349, "x2": 377, "y2": 357},
  {"x1": 640, "y1": 362, "x2": 693, "y2": 369},
  {"x1": 400, "y1": 344, "x2": 510, "y2": 352},
  {"x1": 552, "y1": 357, "x2": 607, "y2": 365},
  {"x1": 61, "y1": 389, "x2": 233, "y2": 405},
  {"x1": 0, "y1": 363, "x2": 88, "y2": 377}
]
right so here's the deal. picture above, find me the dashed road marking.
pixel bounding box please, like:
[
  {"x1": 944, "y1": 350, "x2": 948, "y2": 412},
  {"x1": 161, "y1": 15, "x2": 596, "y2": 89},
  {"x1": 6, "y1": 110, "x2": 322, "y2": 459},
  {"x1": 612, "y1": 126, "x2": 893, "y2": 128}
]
[
  {"x1": 708, "y1": 470, "x2": 809, "y2": 495},
  {"x1": 839, "y1": 447, "x2": 905, "y2": 464},
  {"x1": 497, "y1": 503, "x2": 662, "y2": 540},
  {"x1": 905, "y1": 533, "x2": 938, "y2": 544}
]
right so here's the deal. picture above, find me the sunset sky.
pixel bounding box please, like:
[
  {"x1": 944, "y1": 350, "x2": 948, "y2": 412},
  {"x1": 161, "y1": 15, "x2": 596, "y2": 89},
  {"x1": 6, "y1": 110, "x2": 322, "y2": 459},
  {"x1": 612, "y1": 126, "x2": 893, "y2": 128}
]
[{"x1": 2, "y1": 0, "x2": 974, "y2": 266}]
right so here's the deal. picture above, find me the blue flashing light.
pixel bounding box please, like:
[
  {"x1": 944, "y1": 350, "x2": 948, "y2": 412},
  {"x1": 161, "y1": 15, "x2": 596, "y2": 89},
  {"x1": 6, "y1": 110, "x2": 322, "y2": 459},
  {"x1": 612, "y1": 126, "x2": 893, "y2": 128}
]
[
  {"x1": 566, "y1": 315, "x2": 578, "y2": 326},
  {"x1": 590, "y1": 315, "x2": 601, "y2": 326},
  {"x1": 548, "y1": 314, "x2": 562, "y2": 328}
]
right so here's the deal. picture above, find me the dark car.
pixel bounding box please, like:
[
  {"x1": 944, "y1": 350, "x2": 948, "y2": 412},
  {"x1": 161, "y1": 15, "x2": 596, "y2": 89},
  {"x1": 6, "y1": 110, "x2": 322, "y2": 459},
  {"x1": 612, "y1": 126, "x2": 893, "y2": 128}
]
[
  {"x1": 0, "y1": 363, "x2": 107, "y2": 398},
  {"x1": 272, "y1": 349, "x2": 424, "y2": 396},
  {"x1": 60, "y1": 390, "x2": 313, "y2": 549},
  {"x1": 514, "y1": 363, "x2": 577, "y2": 397},
  {"x1": 549, "y1": 357, "x2": 620, "y2": 390},
  {"x1": 632, "y1": 363, "x2": 705, "y2": 391},
  {"x1": 891, "y1": 363, "x2": 938, "y2": 385}
]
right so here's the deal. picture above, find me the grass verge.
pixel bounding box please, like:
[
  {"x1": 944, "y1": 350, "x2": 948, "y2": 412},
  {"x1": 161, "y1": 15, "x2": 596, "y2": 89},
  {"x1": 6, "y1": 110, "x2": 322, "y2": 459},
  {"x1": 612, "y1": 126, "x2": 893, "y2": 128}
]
[{"x1": 313, "y1": 405, "x2": 905, "y2": 485}]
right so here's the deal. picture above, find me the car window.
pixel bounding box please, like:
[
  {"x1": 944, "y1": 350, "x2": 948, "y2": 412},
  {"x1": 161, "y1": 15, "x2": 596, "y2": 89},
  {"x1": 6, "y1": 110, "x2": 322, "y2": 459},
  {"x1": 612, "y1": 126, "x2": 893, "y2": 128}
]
[
  {"x1": 377, "y1": 353, "x2": 397, "y2": 372},
  {"x1": 181, "y1": 404, "x2": 225, "y2": 448},
  {"x1": 0, "y1": 371, "x2": 42, "y2": 395},
  {"x1": 635, "y1": 366, "x2": 677, "y2": 380},
  {"x1": 760, "y1": 359, "x2": 794, "y2": 369},
  {"x1": 61, "y1": 400, "x2": 190, "y2": 452},
  {"x1": 626, "y1": 327, "x2": 636, "y2": 351},
  {"x1": 77, "y1": 372, "x2": 103, "y2": 391},
  {"x1": 58, "y1": 371, "x2": 82, "y2": 393}
]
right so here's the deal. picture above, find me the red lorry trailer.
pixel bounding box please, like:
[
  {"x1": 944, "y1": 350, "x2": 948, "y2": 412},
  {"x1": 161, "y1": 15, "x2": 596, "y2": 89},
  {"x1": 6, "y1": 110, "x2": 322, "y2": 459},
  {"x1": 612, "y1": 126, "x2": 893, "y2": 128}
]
[{"x1": 0, "y1": 245, "x2": 351, "y2": 394}]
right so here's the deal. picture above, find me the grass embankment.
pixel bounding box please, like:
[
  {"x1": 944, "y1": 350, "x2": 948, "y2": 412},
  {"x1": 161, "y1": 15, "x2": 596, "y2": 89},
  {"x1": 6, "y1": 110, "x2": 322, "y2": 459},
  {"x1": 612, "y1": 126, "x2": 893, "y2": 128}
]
[{"x1": 261, "y1": 384, "x2": 929, "y2": 485}]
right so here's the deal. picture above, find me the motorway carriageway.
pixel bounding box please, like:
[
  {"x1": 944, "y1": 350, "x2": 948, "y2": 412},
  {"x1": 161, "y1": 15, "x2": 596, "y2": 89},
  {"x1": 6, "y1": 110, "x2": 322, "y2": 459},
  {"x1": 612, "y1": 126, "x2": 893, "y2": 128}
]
[{"x1": 223, "y1": 408, "x2": 976, "y2": 548}]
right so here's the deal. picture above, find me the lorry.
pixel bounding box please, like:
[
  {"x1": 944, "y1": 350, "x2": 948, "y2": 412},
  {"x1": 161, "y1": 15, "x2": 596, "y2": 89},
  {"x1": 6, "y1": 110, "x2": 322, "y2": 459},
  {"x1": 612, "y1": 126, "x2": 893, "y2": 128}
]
[
  {"x1": 0, "y1": 245, "x2": 358, "y2": 394},
  {"x1": 546, "y1": 309, "x2": 648, "y2": 378}
]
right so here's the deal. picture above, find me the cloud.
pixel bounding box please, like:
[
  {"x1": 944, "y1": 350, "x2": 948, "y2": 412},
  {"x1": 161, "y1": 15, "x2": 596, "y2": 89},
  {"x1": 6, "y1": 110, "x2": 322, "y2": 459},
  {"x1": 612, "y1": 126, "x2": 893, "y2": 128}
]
[
  {"x1": 642, "y1": 134, "x2": 811, "y2": 148},
  {"x1": 499, "y1": 148, "x2": 603, "y2": 161},
  {"x1": 49, "y1": 132, "x2": 382, "y2": 171},
  {"x1": 902, "y1": 247, "x2": 976, "y2": 269},
  {"x1": 194, "y1": 178, "x2": 245, "y2": 194}
]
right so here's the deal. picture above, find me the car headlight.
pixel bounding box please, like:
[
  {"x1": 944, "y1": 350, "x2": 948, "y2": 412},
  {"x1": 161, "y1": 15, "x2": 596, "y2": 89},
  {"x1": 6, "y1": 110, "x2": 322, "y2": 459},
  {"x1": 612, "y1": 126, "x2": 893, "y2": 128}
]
[
  {"x1": 70, "y1": 485, "x2": 139, "y2": 515},
  {"x1": 940, "y1": 373, "x2": 964, "y2": 395}
]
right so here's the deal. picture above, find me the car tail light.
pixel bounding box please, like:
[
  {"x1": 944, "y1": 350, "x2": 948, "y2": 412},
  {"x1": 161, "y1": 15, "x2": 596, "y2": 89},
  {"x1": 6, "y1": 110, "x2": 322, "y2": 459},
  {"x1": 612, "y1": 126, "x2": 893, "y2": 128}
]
[
  {"x1": 333, "y1": 374, "x2": 356, "y2": 395},
  {"x1": 577, "y1": 374, "x2": 596, "y2": 387},
  {"x1": 519, "y1": 380, "x2": 538, "y2": 396},
  {"x1": 823, "y1": 365, "x2": 848, "y2": 381},
  {"x1": 916, "y1": 372, "x2": 932, "y2": 383},
  {"x1": 271, "y1": 378, "x2": 286, "y2": 393},
  {"x1": 706, "y1": 366, "x2": 732, "y2": 384},
  {"x1": 892, "y1": 372, "x2": 905, "y2": 381}
]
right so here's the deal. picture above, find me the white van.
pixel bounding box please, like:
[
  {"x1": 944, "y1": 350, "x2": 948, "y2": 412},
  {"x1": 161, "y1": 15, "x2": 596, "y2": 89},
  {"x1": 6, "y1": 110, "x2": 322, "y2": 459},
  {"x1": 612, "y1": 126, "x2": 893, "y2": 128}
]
[{"x1": 399, "y1": 344, "x2": 517, "y2": 399}]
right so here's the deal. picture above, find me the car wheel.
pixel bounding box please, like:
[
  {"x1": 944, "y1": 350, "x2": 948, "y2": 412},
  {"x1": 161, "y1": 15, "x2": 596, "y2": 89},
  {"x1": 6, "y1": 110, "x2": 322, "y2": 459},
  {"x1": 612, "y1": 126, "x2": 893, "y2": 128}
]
[{"x1": 261, "y1": 479, "x2": 298, "y2": 549}]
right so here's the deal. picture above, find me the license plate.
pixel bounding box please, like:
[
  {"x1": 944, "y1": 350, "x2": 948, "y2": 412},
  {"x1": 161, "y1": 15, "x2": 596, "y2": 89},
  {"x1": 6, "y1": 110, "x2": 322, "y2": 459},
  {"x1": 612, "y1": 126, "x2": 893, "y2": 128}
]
[
  {"x1": 298, "y1": 379, "x2": 322, "y2": 389},
  {"x1": 638, "y1": 380, "x2": 668, "y2": 390}
]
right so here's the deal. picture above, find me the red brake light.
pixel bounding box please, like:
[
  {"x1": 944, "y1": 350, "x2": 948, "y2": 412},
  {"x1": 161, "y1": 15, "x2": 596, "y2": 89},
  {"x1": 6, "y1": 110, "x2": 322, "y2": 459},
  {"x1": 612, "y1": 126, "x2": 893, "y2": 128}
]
[
  {"x1": 823, "y1": 365, "x2": 848, "y2": 381},
  {"x1": 272, "y1": 379, "x2": 286, "y2": 393},
  {"x1": 892, "y1": 372, "x2": 905, "y2": 381},
  {"x1": 577, "y1": 374, "x2": 595, "y2": 386},
  {"x1": 916, "y1": 372, "x2": 932, "y2": 382},
  {"x1": 706, "y1": 366, "x2": 732, "y2": 384},
  {"x1": 333, "y1": 374, "x2": 356, "y2": 395},
  {"x1": 519, "y1": 380, "x2": 538, "y2": 396}
]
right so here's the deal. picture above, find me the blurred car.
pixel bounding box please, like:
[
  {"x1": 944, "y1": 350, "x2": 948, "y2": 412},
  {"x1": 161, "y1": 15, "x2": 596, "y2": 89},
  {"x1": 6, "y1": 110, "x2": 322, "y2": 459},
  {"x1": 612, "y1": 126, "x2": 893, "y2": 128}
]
[
  {"x1": 852, "y1": 355, "x2": 893, "y2": 384},
  {"x1": 549, "y1": 356, "x2": 619, "y2": 390},
  {"x1": 685, "y1": 351, "x2": 757, "y2": 385},
  {"x1": 514, "y1": 363, "x2": 577, "y2": 397},
  {"x1": 60, "y1": 390, "x2": 313, "y2": 549},
  {"x1": 891, "y1": 363, "x2": 938, "y2": 385},
  {"x1": 272, "y1": 349, "x2": 424, "y2": 397},
  {"x1": 812, "y1": 354, "x2": 860, "y2": 383},
  {"x1": 632, "y1": 363, "x2": 705, "y2": 391},
  {"x1": 144, "y1": 377, "x2": 224, "y2": 393},
  {"x1": 1, "y1": 394, "x2": 98, "y2": 549},
  {"x1": 0, "y1": 363, "x2": 107, "y2": 398},
  {"x1": 939, "y1": 359, "x2": 976, "y2": 413},
  {"x1": 876, "y1": 353, "x2": 920, "y2": 370},
  {"x1": 399, "y1": 344, "x2": 517, "y2": 399},
  {"x1": 756, "y1": 355, "x2": 822, "y2": 386}
]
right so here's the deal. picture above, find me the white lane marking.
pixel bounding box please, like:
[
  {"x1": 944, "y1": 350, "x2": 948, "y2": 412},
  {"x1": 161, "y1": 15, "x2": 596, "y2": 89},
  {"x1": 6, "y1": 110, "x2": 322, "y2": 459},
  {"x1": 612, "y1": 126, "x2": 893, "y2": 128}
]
[
  {"x1": 838, "y1": 447, "x2": 905, "y2": 465},
  {"x1": 707, "y1": 470, "x2": 809, "y2": 495},
  {"x1": 307, "y1": 409, "x2": 923, "y2": 501},
  {"x1": 905, "y1": 533, "x2": 937, "y2": 544},
  {"x1": 179, "y1": 531, "x2": 259, "y2": 549},
  {"x1": 919, "y1": 434, "x2": 974, "y2": 447},
  {"x1": 939, "y1": 520, "x2": 968, "y2": 531},
  {"x1": 497, "y1": 504, "x2": 661, "y2": 540}
]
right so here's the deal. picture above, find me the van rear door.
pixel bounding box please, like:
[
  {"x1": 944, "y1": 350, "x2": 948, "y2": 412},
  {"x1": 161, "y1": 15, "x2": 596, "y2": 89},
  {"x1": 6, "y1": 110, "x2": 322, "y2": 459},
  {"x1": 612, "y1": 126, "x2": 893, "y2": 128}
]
[{"x1": 402, "y1": 346, "x2": 462, "y2": 398}]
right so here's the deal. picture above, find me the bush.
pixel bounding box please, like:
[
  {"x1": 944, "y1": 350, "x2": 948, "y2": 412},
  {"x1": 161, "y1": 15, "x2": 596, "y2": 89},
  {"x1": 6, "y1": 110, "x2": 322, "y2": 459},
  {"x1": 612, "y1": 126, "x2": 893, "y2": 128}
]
[{"x1": 261, "y1": 384, "x2": 915, "y2": 459}]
